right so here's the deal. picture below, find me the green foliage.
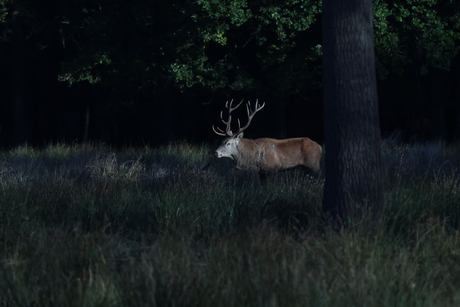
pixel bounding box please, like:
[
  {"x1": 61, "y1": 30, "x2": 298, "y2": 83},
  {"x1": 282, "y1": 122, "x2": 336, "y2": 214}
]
[
  {"x1": 52, "y1": 0, "x2": 460, "y2": 100},
  {"x1": 0, "y1": 1, "x2": 8, "y2": 24},
  {"x1": 373, "y1": 0, "x2": 460, "y2": 77},
  {"x1": 1, "y1": 142, "x2": 460, "y2": 305},
  {"x1": 167, "y1": 0, "x2": 321, "y2": 92},
  {"x1": 3, "y1": 0, "x2": 458, "y2": 104},
  {"x1": 196, "y1": 0, "x2": 252, "y2": 44},
  {"x1": 2, "y1": 0, "x2": 460, "y2": 97},
  {"x1": 54, "y1": 0, "x2": 322, "y2": 94}
]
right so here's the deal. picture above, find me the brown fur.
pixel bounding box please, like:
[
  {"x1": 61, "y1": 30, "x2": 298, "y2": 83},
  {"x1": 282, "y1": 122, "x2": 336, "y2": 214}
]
[
  {"x1": 213, "y1": 100, "x2": 322, "y2": 177},
  {"x1": 235, "y1": 137, "x2": 322, "y2": 174}
]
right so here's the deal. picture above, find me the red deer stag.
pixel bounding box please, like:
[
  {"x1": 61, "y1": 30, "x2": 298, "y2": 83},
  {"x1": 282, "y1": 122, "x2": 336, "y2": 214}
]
[{"x1": 213, "y1": 99, "x2": 322, "y2": 182}]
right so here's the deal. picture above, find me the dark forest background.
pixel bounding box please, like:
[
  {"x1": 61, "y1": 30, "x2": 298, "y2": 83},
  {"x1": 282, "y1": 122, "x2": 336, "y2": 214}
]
[{"x1": 1, "y1": 0, "x2": 459, "y2": 148}]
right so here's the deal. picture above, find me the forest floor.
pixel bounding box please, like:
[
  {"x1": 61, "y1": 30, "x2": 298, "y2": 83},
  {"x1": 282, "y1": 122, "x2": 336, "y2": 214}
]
[{"x1": 1, "y1": 139, "x2": 460, "y2": 306}]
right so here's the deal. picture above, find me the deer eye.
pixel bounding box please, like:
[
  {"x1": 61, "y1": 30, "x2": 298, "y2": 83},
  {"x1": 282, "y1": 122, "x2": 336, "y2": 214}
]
[{"x1": 226, "y1": 142, "x2": 231, "y2": 146}]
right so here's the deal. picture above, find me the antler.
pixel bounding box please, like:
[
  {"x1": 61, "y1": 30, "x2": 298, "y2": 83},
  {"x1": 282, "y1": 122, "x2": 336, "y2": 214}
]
[
  {"x1": 236, "y1": 99, "x2": 265, "y2": 135},
  {"x1": 212, "y1": 99, "x2": 265, "y2": 137},
  {"x1": 212, "y1": 99, "x2": 243, "y2": 136}
]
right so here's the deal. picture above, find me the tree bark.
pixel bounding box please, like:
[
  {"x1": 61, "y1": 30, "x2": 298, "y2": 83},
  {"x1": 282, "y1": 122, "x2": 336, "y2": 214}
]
[{"x1": 322, "y1": 0, "x2": 384, "y2": 225}]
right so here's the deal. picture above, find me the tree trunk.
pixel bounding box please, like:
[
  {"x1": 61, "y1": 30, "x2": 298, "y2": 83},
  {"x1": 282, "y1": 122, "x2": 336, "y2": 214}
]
[
  {"x1": 11, "y1": 18, "x2": 28, "y2": 146},
  {"x1": 322, "y1": 0, "x2": 384, "y2": 225}
]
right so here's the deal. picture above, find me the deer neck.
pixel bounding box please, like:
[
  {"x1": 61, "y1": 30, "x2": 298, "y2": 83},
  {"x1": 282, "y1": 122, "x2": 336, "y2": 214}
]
[{"x1": 235, "y1": 138, "x2": 263, "y2": 171}]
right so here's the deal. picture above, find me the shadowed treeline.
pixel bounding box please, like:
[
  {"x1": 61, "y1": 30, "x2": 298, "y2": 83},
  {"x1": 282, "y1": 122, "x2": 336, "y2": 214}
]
[{"x1": 1, "y1": 0, "x2": 459, "y2": 147}]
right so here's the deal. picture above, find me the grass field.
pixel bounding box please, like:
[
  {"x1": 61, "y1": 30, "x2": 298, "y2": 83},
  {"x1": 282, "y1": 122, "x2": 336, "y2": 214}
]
[{"x1": 1, "y1": 140, "x2": 460, "y2": 306}]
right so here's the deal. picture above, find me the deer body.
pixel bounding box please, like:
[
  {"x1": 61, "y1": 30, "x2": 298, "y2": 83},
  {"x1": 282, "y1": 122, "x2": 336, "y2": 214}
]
[
  {"x1": 213, "y1": 100, "x2": 322, "y2": 177},
  {"x1": 216, "y1": 135, "x2": 321, "y2": 174}
]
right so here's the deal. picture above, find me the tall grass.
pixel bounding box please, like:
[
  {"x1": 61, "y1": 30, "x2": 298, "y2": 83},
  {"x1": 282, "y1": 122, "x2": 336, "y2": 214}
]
[{"x1": 1, "y1": 141, "x2": 460, "y2": 306}]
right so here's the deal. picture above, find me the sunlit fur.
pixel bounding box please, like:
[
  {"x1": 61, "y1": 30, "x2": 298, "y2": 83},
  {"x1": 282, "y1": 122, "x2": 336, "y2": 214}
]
[{"x1": 215, "y1": 133, "x2": 322, "y2": 175}]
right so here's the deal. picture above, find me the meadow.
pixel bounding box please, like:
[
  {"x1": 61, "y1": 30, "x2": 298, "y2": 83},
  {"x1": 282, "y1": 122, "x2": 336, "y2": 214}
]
[{"x1": 1, "y1": 138, "x2": 460, "y2": 306}]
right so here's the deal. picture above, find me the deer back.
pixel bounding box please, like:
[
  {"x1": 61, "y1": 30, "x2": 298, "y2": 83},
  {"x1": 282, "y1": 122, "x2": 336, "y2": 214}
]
[{"x1": 236, "y1": 137, "x2": 322, "y2": 173}]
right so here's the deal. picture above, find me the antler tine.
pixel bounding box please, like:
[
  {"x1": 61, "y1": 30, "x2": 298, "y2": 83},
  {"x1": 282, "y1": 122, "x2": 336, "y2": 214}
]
[
  {"x1": 213, "y1": 99, "x2": 251, "y2": 137},
  {"x1": 219, "y1": 110, "x2": 227, "y2": 125},
  {"x1": 255, "y1": 99, "x2": 266, "y2": 111},
  {"x1": 212, "y1": 125, "x2": 227, "y2": 136},
  {"x1": 232, "y1": 99, "x2": 245, "y2": 112},
  {"x1": 217, "y1": 110, "x2": 233, "y2": 136},
  {"x1": 225, "y1": 118, "x2": 233, "y2": 136},
  {"x1": 225, "y1": 99, "x2": 244, "y2": 113},
  {"x1": 223, "y1": 99, "x2": 245, "y2": 136},
  {"x1": 235, "y1": 99, "x2": 265, "y2": 135}
]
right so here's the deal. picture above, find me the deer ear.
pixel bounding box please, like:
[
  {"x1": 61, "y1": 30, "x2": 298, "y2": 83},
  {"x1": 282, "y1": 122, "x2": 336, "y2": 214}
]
[{"x1": 236, "y1": 132, "x2": 244, "y2": 140}]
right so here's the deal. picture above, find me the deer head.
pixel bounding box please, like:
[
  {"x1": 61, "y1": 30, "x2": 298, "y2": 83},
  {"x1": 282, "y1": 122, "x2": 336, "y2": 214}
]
[{"x1": 213, "y1": 99, "x2": 265, "y2": 159}]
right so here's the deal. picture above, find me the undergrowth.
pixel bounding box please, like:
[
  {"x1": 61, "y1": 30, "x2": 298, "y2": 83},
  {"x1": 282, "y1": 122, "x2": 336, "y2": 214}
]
[{"x1": 0, "y1": 141, "x2": 459, "y2": 306}]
